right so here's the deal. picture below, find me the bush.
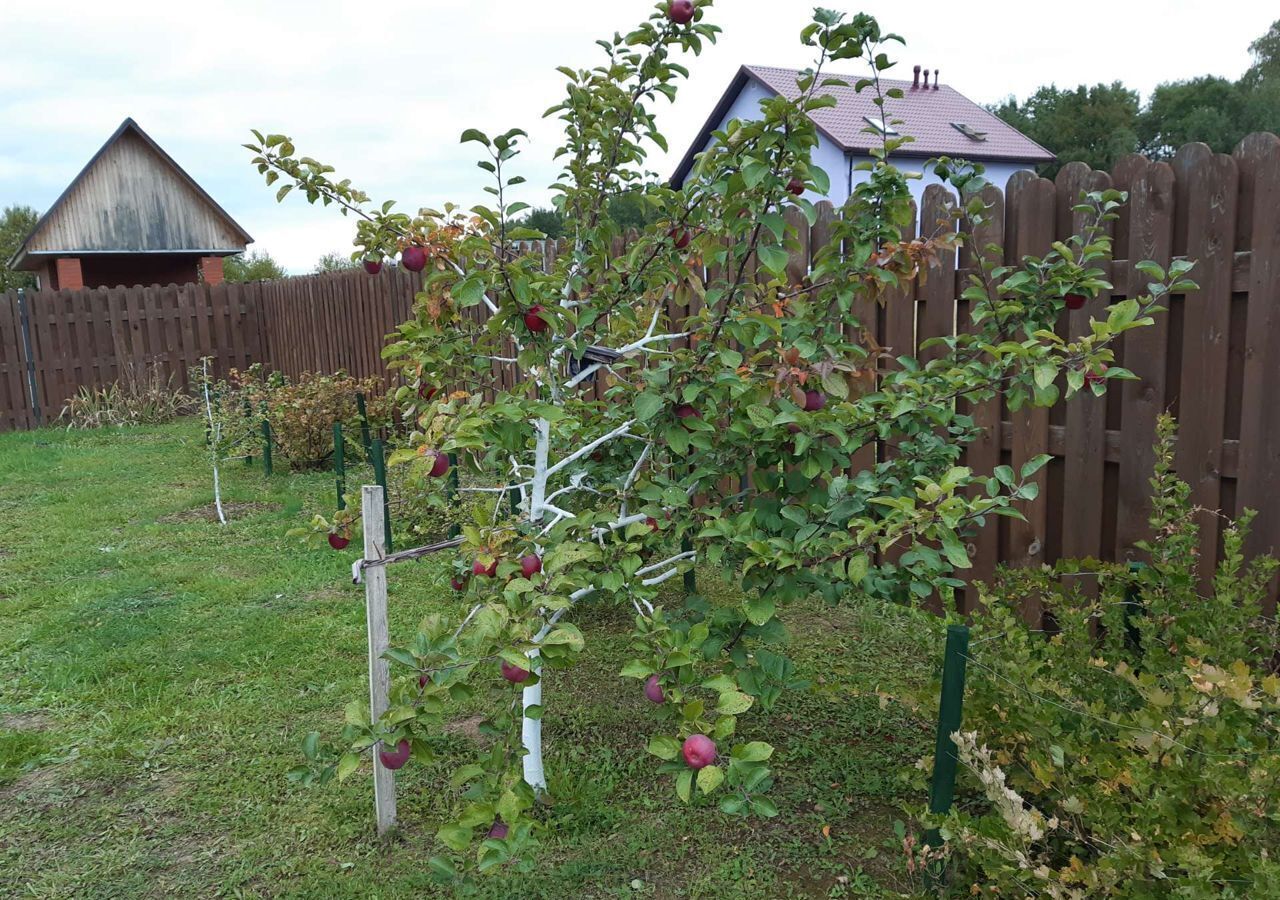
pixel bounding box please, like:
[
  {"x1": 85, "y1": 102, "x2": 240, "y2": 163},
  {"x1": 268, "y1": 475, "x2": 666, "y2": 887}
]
[
  {"x1": 227, "y1": 366, "x2": 396, "y2": 470},
  {"x1": 59, "y1": 363, "x2": 191, "y2": 428},
  {"x1": 929, "y1": 416, "x2": 1280, "y2": 896}
]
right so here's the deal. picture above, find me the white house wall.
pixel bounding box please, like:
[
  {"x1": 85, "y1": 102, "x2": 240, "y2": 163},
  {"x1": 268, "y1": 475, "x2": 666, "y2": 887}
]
[{"x1": 704, "y1": 77, "x2": 1033, "y2": 214}]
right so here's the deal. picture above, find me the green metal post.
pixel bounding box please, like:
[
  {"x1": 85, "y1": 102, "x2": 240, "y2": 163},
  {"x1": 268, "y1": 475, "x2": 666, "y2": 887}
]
[
  {"x1": 924, "y1": 624, "x2": 970, "y2": 858},
  {"x1": 1123, "y1": 561, "x2": 1147, "y2": 658},
  {"x1": 334, "y1": 423, "x2": 346, "y2": 510},
  {"x1": 447, "y1": 452, "x2": 460, "y2": 538},
  {"x1": 243, "y1": 398, "x2": 254, "y2": 466},
  {"x1": 356, "y1": 392, "x2": 373, "y2": 458},
  {"x1": 261, "y1": 419, "x2": 273, "y2": 477},
  {"x1": 371, "y1": 438, "x2": 391, "y2": 552}
]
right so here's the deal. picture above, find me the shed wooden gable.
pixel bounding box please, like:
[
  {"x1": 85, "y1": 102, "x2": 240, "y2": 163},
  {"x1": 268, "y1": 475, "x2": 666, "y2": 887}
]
[{"x1": 11, "y1": 118, "x2": 252, "y2": 269}]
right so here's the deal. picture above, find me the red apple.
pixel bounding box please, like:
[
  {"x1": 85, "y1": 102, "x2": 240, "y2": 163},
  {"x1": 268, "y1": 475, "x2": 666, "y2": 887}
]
[
  {"x1": 473, "y1": 558, "x2": 499, "y2": 577},
  {"x1": 363, "y1": 258, "x2": 383, "y2": 275},
  {"x1": 401, "y1": 245, "x2": 427, "y2": 272},
  {"x1": 669, "y1": 227, "x2": 691, "y2": 249},
  {"x1": 426, "y1": 450, "x2": 450, "y2": 478},
  {"x1": 675, "y1": 404, "x2": 700, "y2": 427},
  {"x1": 682, "y1": 734, "x2": 716, "y2": 769},
  {"x1": 378, "y1": 738, "x2": 411, "y2": 770},
  {"x1": 1085, "y1": 364, "x2": 1108, "y2": 388},
  {"x1": 1064, "y1": 292, "x2": 1087, "y2": 311},
  {"x1": 645, "y1": 516, "x2": 660, "y2": 532},
  {"x1": 487, "y1": 821, "x2": 509, "y2": 840},
  {"x1": 328, "y1": 533, "x2": 350, "y2": 550},
  {"x1": 520, "y1": 554, "x2": 542, "y2": 578},
  {"x1": 786, "y1": 422, "x2": 802, "y2": 434},
  {"x1": 451, "y1": 574, "x2": 468, "y2": 591},
  {"x1": 644, "y1": 674, "x2": 665, "y2": 704},
  {"x1": 501, "y1": 660, "x2": 531, "y2": 683},
  {"x1": 418, "y1": 384, "x2": 437, "y2": 402},
  {"x1": 786, "y1": 177, "x2": 805, "y2": 196},
  {"x1": 667, "y1": 0, "x2": 694, "y2": 25},
  {"x1": 803, "y1": 389, "x2": 826, "y2": 412},
  {"x1": 524, "y1": 305, "x2": 549, "y2": 333},
  {"x1": 419, "y1": 673, "x2": 429, "y2": 688}
]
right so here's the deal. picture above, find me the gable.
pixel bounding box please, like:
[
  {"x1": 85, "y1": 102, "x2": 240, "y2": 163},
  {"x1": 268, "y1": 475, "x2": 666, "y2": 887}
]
[
  {"x1": 14, "y1": 119, "x2": 251, "y2": 265},
  {"x1": 671, "y1": 65, "x2": 1054, "y2": 187}
]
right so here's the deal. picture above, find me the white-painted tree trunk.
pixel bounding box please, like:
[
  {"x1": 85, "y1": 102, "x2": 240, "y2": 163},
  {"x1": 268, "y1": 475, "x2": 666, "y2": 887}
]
[{"x1": 200, "y1": 359, "x2": 227, "y2": 527}]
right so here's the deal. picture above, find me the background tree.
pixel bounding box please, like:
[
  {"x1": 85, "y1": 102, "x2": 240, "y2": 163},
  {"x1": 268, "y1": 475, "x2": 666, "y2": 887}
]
[
  {"x1": 994, "y1": 18, "x2": 1279, "y2": 171},
  {"x1": 990, "y1": 83, "x2": 1139, "y2": 176},
  {"x1": 313, "y1": 251, "x2": 359, "y2": 274},
  {"x1": 0, "y1": 205, "x2": 39, "y2": 291},
  {"x1": 1137, "y1": 76, "x2": 1249, "y2": 158},
  {"x1": 223, "y1": 250, "x2": 287, "y2": 283},
  {"x1": 511, "y1": 207, "x2": 566, "y2": 239}
]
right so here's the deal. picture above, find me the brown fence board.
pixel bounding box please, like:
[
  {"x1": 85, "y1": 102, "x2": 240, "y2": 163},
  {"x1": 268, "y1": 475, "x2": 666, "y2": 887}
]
[
  {"x1": 1173, "y1": 144, "x2": 1238, "y2": 586},
  {"x1": 1233, "y1": 133, "x2": 1280, "y2": 610}
]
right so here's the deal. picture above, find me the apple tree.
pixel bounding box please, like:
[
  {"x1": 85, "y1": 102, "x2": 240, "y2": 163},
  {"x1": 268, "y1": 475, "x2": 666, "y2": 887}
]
[{"x1": 250, "y1": 1, "x2": 1187, "y2": 877}]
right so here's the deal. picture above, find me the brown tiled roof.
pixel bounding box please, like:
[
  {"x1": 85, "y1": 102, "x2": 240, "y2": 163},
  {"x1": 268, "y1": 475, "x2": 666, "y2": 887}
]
[{"x1": 671, "y1": 65, "x2": 1054, "y2": 186}]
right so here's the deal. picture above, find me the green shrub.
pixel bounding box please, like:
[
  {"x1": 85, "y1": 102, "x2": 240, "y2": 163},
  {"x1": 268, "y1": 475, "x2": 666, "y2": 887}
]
[
  {"x1": 59, "y1": 362, "x2": 191, "y2": 428},
  {"x1": 927, "y1": 416, "x2": 1280, "y2": 897},
  {"x1": 227, "y1": 366, "x2": 396, "y2": 470}
]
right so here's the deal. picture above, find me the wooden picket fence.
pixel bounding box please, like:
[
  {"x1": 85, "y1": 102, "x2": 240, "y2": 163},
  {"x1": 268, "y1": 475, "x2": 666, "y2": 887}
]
[{"x1": 2, "y1": 133, "x2": 1277, "y2": 609}]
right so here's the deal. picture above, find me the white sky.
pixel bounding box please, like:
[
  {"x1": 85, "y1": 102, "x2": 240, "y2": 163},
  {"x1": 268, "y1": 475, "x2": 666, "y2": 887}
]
[{"x1": 1, "y1": 0, "x2": 1272, "y2": 273}]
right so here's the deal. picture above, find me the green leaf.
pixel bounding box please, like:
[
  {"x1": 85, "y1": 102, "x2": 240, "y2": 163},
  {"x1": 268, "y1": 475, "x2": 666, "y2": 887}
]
[
  {"x1": 436, "y1": 823, "x2": 473, "y2": 852},
  {"x1": 336, "y1": 751, "x2": 361, "y2": 782},
  {"x1": 647, "y1": 735, "x2": 680, "y2": 761},
  {"x1": 743, "y1": 593, "x2": 775, "y2": 626},
  {"x1": 676, "y1": 768, "x2": 693, "y2": 803},
  {"x1": 697, "y1": 764, "x2": 725, "y2": 794},
  {"x1": 940, "y1": 533, "x2": 972, "y2": 569},
  {"x1": 634, "y1": 392, "x2": 663, "y2": 422},
  {"x1": 737, "y1": 743, "x2": 776, "y2": 765},
  {"x1": 459, "y1": 128, "x2": 490, "y2": 146},
  {"x1": 757, "y1": 245, "x2": 789, "y2": 276},
  {"x1": 716, "y1": 691, "x2": 754, "y2": 715}
]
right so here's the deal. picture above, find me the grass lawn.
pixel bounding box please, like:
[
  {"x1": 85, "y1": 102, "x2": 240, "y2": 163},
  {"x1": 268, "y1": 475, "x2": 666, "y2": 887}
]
[{"x1": 0, "y1": 418, "x2": 947, "y2": 898}]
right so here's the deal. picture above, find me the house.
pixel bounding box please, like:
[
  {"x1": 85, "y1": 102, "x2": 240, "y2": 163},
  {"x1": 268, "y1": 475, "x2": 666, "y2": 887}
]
[
  {"x1": 670, "y1": 65, "x2": 1054, "y2": 204},
  {"x1": 7, "y1": 118, "x2": 252, "y2": 291}
]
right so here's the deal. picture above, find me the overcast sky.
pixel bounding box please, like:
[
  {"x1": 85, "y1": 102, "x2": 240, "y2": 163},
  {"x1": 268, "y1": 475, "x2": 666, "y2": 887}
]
[{"x1": 1, "y1": 1, "x2": 1272, "y2": 273}]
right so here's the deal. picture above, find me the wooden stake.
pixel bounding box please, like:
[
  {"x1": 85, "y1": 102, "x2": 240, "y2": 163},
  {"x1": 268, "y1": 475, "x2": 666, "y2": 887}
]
[{"x1": 362, "y1": 484, "x2": 396, "y2": 836}]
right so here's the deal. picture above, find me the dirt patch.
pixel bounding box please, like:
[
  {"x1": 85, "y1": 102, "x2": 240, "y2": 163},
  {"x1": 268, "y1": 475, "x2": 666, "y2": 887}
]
[
  {"x1": 444, "y1": 715, "x2": 486, "y2": 743},
  {"x1": 158, "y1": 501, "x2": 279, "y2": 524},
  {"x1": 2, "y1": 711, "x2": 53, "y2": 731}
]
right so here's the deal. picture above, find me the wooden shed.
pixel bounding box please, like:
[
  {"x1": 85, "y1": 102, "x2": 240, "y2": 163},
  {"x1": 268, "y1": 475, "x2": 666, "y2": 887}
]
[{"x1": 7, "y1": 118, "x2": 252, "y2": 290}]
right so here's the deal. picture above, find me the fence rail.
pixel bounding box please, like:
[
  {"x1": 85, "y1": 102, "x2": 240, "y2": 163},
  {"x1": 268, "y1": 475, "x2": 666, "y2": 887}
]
[{"x1": 2, "y1": 134, "x2": 1278, "y2": 609}]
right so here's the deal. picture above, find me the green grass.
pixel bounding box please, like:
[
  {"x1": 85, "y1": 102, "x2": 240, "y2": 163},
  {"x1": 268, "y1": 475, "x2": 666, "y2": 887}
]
[{"x1": 0, "y1": 419, "x2": 947, "y2": 898}]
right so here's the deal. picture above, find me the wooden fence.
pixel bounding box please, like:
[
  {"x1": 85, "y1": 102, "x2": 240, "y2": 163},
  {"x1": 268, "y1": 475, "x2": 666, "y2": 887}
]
[{"x1": 2, "y1": 133, "x2": 1277, "y2": 607}]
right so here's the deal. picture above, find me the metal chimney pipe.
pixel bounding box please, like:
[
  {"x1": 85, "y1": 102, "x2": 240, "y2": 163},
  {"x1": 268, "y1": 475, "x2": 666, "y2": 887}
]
[
  {"x1": 912, "y1": 64, "x2": 921, "y2": 89},
  {"x1": 922, "y1": 69, "x2": 930, "y2": 89},
  {"x1": 933, "y1": 68, "x2": 940, "y2": 90}
]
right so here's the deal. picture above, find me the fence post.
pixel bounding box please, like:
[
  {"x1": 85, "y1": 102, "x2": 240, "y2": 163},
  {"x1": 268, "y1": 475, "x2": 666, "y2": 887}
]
[
  {"x1": 371, "y1": 437, "x2": 391, "y2": 552},
  {"x1": 356, "y1": 392, "x2": 373, "y2": 458},
  {"x1": 924, "y1": 623, "x2": 970, "y2": 866},
  {"x1": 16, "y1": 288, "x2": 42, "y2": 427},
  {"x1": 682, "y1": 535, "x2": 697, "y2": 594},
  {"x1": 261, "y1": 419, "x2": 273, "y2": 476},
  {"x1": 1123, "y1": 561, "x2": 1147, "y2": 657},
  {"x1": 361, "y1": 484, "x2": 397, "y2": 836},
  {"x1": 334, "y1": 423, "x2": 347, "y2": 510}
]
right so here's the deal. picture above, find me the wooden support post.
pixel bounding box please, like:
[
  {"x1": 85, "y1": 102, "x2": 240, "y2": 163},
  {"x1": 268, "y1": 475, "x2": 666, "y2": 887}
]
[
  {"x1": 334, "y1": 423, "x2": 347, "y2": 511},
  {"x1": 361, "y1": 485, "x2": 396, "y2": 836},
  {"x1": 924, "y1": 624, "x2": 969, "y2": 870},
  {"x1": 371, "y1": 438, "x2": 391, "y2": 552},
  {"x1": 261, "y1": 419, "x2": 273, "y2": 477},
  {"x1": 242, "y1": 398, "x2": 254, "y2": 466},
  {"x1": 681, "y1": 535, "x2": 696, "y2": 594}
]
